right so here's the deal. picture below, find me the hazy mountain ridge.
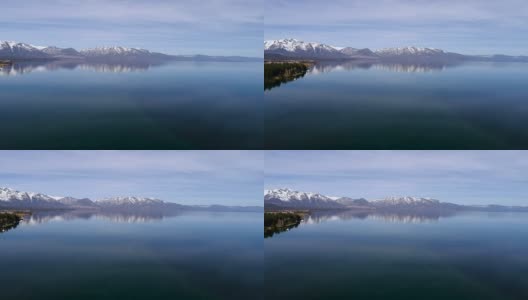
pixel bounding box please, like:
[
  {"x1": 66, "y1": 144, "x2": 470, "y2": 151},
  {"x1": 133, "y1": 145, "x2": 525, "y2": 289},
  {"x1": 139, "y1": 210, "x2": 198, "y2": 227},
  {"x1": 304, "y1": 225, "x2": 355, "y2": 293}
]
[
  {"x1": 264, "y1": 188, "x2": 528, "y2": 212},
  {"x1": 264, "y1": 38, "x2": 528, "y2": 62},
  {"x1": 0, "y1": 40, "x2": 260, "y2": 62},
  {"x1": 0, "y1": 187, "x2": 261, "y2": 212}
]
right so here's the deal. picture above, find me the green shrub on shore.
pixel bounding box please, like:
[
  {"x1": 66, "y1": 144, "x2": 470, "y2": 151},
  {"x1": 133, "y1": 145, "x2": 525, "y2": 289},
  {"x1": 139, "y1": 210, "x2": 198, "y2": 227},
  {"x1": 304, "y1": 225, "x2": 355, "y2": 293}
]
[
  {"x1": 0, "y1": 212, "x2": 22, "y2": 232},
  {"x1": 264, "y1": 62, "x2": 309, "y2": 90},
  {"x1": 264, "y1": 212, "x2": 304, "y2": 238}
]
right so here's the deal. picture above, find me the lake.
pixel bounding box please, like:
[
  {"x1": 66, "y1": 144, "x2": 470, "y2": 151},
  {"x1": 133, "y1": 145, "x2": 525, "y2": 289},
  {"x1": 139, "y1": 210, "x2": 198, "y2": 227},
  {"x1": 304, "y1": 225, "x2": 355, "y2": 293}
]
[
  {"x1": 0, "y1": 211, "x2": 263, "y2": 300},
  {"x1": 0, "y1": 61, "x2": 262, "y2": 149},
  {"x1": 265, "y1": 211, "x2": 528, "y2": 300},
  {"x1": 265, "y1": 61, "x2": 528, "y2": 149}
]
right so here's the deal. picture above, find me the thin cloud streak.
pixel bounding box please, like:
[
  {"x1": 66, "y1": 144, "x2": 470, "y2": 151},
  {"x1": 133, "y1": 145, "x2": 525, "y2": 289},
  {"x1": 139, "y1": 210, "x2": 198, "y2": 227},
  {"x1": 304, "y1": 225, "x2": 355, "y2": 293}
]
[
  {"x1": 1, "y1": 0, "x2": 262, "y2": 56},
  {"x1": 0, "y1": 151, "x2": 263, "y2": 206},
  {"x1": 265, "y1": 0, "x2": 528, "y2": 55},
  {"x1": 265, "y1": 151, "x2": 528, "y2": 206}
]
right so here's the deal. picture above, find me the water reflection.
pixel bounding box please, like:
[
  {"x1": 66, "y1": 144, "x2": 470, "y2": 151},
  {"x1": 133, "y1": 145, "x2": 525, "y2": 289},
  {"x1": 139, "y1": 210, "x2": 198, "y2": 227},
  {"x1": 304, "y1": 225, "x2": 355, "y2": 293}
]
[
  {"x1": 309, "y1": 60, "x2": 459, "y2": 74},
  {"x1": 265, "y1": 211, "x2": 528, "y2": 299},
  {"x1": 1, "y1": 210, "x2": 262, "y2": 300},
  {"x1": 304, "y1": 210, "x2": 457, "y2": 225},
  {"x1": 264, "y1": 222, "x2": 300, "y2": 238},
  {"x1": 264, "y1": 210, "x2": 459, "y2": 238},
  {"x1": 22, "y1": 209, "x2": 185, "y2": 225},
  {"x1": 0, "y1": 60, "x2": 163, "y2": 76},
  {"x1": 264, "y1": 60, "x2": 461, "y2": 91}
]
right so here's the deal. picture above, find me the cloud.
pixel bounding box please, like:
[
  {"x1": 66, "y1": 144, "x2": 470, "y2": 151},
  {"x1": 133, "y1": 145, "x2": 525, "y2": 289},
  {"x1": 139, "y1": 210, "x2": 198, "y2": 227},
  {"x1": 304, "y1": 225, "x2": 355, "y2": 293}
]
[
  {"x1": 4, "y1": 0, "x2": 261, "y2": 25},
  {"x1": 265, "y1": 0, "x2": 528, "y2": 55},
  {"x1": 266, "y1": 0, "x2": 528, "y2": 25},
  {"x1": 0, "y1": 151, "x2": 263, "y2": 206},
  {"x1": 1, "y1": 0, "x2": 263, "y2": 56},
  {"x1": 265, "y1": 151, "x2": 528, "y2": 205}
]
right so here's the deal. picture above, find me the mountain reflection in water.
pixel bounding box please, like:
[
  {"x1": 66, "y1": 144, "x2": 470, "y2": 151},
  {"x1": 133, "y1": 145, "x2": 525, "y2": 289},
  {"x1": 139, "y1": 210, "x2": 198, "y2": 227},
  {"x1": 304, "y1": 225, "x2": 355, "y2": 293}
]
[
  {"x1": 308, "y1": 60, "x2": 458, "y2": 75},
  {"x1": 0, "y1": 60, "x2": 163, "y2": 76},
  {"x1": 22, "y1": 209, "x2": 187, "y2": 225},
  {"x1": 264, "y1": 60, "x2": 459, "y2": 91},
  {"x1": 264, "y1": 210, "x2": 461, "y2": 238},
  {"x1": 304, "y1": 210, "x2": 457, "y2": 225}
]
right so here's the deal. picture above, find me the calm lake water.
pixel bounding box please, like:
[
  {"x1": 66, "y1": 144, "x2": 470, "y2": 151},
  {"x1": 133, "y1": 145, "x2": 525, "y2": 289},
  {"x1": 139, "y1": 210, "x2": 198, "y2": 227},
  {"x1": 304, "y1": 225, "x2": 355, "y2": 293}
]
[
  {"x1": 0, "y1": 61, "x2": 262, "y2": 149},
  {"x1": 0, "y1": 211, "x2": 263, "y2": 300},
  {"x1": 265, "y1": 211, "x2": 528, "y2": 300},
  {"x1": 265, "y1": 61, "x2": 528, "y2": 149}
]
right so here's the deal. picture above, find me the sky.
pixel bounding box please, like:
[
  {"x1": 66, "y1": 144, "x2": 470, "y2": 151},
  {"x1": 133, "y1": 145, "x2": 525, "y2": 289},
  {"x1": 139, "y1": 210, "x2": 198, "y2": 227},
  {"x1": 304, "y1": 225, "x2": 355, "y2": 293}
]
[
  {"x1": 265, "y1": 0, "x2": 528, "y2": 55},
  {"x1": 265, "y1": 151, "x2": 528, "y2": 206},
  {"x1": 0, "y1": 151, "x2": 263, "y2": 206},
  {"x1": 0, "y1": 0, "x2": 262, "y2": 57}
]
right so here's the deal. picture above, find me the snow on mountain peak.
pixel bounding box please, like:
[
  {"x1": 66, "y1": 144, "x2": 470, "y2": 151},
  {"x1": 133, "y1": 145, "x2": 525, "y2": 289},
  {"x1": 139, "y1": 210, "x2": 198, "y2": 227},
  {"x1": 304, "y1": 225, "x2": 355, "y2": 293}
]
[
  {"x1": 0, "y1": 186, "x2": 59, "y2": 202},
  {"x1": 376, "y1": 196, "x2": 440, "y2": 205},
  {"x1": 264, "y1": 39, "x2": 453, "y2": 60},
  {"x1": 375, "y1": 46, "x2": 445, "y2": 56},
  {"x1": 264, "y1": 188, "x2": 446, "y2": 208},
  {"x1": 97, "y1": 196, "x2": 164, "y2": 205},
  {"x1": 1, "y1": 41, "x2": 158, "y2": 59},
  {"x1": 80, "y1": 46, "x2": 151, "y2": 56},
  {"x1": 264, "y1": 38, "x2": 339, "y2": 53},
  {"x1": 264, "y1": 188, "x2": 333, "y2": 202},
  {"x1": 0, "y1": 41, "x2": 47, "y2": 52}
]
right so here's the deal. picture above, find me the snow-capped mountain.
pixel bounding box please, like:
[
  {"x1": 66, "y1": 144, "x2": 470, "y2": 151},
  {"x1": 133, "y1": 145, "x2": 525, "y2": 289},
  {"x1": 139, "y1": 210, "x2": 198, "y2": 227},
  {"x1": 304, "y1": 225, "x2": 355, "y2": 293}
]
[
  {"x1": 56, "y1": 196, "x2": 95, "y2": 207},
  {"x1": 264, "y1": 39, "x2": 337, "y2": 53},
  {"x1": 0, "y1": 41, "x2": 260, "y2": 62},
  {"x1": 264, "y1": 188, "x2": 466, "y2": 211},
  {"x1": 0, "y1": 187, "x2": 56, "y2": 202},
  {"x1": 264, "y1": 39, "x2": 348, "y2": 59},
  {"x1": 0, "y1": 41, "x2": 50, "y2": 59},
  {"x1": 0, "y1": 187, "x2": 66, "y2": 209},
  {"x1": 264, "y1": 39, "x2": 463, "y2": 60},
  {"x1": 373, "y1": 47, "x2": 467, "y2": 62},
  {"x1": 264, "y1": 188, "x2": 345, "y2": 209},
  {"x1": 339, "y1": 47, "x2": 376, "y2": 57},
  {"x1": 264, "y1": 188, "x2": 528, "y2": 214},
  {"x1": 264, "y1": 39, "x2": 512, "y2": 62},
  {"x1": 41, "y1": 46, "x2": 80, "y2": 57},
  {"x1": 335, "y1": 197, "x2": 370, "y2": 207},
  {"x1": 97, "y1": 196, "x2": 165, "y2": 208},
  {"x1": 264, "y1": 188, "x2": 333, "y2": 202},
  {"x1": 80, "y1": 47, "x2": 153, "y2": 57},
  {"x1": 0, "y1": 41, "x2": 163, "y2": 60},
  {"x1": 0, "y1": 187, "x2": 261, "y2": 212},
  {"x1": 373, "y1": 196, "x2": 442, "y2": 207},
  {"x1": 375, "y1": 47, "x2": 446, "y2": 57}
]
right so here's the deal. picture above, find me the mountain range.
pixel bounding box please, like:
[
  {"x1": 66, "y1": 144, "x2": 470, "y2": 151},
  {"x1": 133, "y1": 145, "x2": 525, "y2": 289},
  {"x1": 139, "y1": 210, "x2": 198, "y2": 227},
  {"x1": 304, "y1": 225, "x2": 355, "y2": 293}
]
[
  {"x1": 0, "y1": 41, "x2": 260, "y2": 62},
  {"x1": 264, "y1": 38, "x2": 528, "y2": 62},
  {"x1": 264, "y1": 188, "x2": 528, "y2": 212},
  {"x1": 0, "y1": 187, "x2": 262, "y2": 212}
]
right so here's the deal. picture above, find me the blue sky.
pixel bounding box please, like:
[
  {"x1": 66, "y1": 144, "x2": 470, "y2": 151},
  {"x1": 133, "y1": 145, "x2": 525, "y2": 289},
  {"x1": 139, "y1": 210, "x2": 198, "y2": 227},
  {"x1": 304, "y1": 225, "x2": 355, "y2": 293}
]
[
  {"x1": 0, "y1": 0, "x2": 262, "y2": 57},
  {"x1": 265, "y1": 151, "x2": 528, "y2": 206},
  {"x1": 0, "y1": 151, "x2": 263, "y2": 206},
  {"x1": 265, "y1": 0, "x2": 528, "y2": 55}
]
